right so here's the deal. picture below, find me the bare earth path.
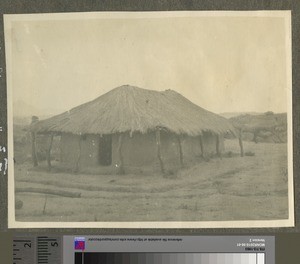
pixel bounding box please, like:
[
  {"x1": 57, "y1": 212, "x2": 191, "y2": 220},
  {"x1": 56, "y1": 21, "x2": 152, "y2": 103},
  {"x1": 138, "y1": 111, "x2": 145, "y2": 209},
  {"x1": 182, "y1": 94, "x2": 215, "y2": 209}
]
[{"x1": 14, "y1": 140, "x2": 289, "y2": 222}]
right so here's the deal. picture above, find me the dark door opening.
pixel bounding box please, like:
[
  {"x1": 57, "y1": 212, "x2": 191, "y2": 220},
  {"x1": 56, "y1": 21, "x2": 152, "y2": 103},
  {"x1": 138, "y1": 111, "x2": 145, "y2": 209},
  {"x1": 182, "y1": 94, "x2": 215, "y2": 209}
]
[{"x1": 98, "y1": 135, "x2": 112, "y2": 166}]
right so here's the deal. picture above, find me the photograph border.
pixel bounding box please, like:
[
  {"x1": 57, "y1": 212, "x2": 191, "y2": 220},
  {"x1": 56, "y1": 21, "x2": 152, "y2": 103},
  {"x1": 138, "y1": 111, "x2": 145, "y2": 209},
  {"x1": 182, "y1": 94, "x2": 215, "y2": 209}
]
[{"x1": 4, "y1": 10, "x2": 294, "y2": 229}]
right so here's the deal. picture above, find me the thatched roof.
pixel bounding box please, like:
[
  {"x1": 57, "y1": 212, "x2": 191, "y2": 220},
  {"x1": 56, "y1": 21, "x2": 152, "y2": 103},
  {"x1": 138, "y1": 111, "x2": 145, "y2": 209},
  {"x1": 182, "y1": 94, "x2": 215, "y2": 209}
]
[{"x1": 32, "y1": 85, "x2": 235, "y2": 136}]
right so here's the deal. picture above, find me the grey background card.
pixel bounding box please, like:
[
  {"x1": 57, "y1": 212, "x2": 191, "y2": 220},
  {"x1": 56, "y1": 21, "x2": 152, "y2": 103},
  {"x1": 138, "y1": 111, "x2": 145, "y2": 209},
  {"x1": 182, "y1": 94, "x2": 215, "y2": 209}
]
[{"x1": 0, "y1": 1, "x2": 299, "y2": 264}]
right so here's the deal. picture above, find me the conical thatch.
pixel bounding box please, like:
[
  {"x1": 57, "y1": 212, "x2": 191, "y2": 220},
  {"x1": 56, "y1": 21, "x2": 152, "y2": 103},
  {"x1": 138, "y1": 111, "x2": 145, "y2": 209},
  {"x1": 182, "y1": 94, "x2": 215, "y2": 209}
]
[{"x1": 32, "y1": 85, "x2": 235, "y2": 136}]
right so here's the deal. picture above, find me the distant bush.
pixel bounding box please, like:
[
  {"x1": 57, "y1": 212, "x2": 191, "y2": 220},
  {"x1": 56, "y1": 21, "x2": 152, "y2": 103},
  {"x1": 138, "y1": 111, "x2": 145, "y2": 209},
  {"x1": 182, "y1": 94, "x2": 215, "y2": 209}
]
[
  {"x1": 166, "y1": 169, "x2": 175, "y2": 175},
  {"x1": 224, "y1": 151, "x2": 233, "y2": 158},
  {"x1": 264, "y1": 111, "x2": 274, "y2": 115},
  {"x1": 164, "y1": 169, "x2": 177, "y2": 179},
  {"x1": 178, "y1": 204, "x2": 188, "y2": 210},
  {"x1": 229, "y1": 112, "x2": 287, "y2": 143}
]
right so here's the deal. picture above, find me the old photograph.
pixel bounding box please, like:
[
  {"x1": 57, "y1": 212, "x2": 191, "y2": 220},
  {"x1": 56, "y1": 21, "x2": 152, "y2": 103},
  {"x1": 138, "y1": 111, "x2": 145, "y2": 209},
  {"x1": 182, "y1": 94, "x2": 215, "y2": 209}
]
[{"x1": 4, "y1": 11, "x2": 293, "y2": 228}]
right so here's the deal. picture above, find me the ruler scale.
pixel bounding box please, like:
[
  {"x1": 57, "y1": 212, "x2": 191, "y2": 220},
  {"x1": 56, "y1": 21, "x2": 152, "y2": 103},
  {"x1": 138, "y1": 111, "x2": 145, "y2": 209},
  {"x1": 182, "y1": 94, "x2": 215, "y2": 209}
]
[
  {"x1": 37, "y1": 236, "x2": 61, "y2": 264},
  {"x1": 13, "y1": 236, "x2": 62, "y2": 264},
  {"x1": 13, "y1": 237, "x2": 35, "y2": 264}
]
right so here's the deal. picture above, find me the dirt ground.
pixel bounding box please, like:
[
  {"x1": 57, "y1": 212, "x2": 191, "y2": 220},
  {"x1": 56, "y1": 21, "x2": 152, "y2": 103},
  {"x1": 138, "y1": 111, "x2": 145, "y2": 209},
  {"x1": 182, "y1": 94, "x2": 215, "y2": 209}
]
[{"x1": 14, "y1": 139, "x2": 289, "y2": 222}]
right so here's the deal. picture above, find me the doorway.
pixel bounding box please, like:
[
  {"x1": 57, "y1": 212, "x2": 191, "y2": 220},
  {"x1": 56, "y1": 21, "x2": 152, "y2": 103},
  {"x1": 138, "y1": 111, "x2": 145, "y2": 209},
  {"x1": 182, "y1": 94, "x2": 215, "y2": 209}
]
[{"x1": 98, "y1": 135, "x2": 112, "y2": 166}]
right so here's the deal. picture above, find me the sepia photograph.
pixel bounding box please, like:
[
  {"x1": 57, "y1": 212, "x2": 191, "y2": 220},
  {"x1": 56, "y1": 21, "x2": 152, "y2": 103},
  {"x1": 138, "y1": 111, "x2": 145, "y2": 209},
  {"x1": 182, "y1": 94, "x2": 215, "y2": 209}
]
[{"x1": 4, "y1": 11, "x2": 293, "y2": 228}]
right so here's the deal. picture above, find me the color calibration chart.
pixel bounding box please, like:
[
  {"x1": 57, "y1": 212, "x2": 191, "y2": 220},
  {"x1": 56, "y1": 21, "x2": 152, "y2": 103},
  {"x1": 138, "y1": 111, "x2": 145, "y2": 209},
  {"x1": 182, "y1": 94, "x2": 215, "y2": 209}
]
[
  {"x1": 64, "y1": 236, "x2": 274, "y2": 264},
  {"x1": 74, "y1": 252, "x2": 265, "y2": 264}
]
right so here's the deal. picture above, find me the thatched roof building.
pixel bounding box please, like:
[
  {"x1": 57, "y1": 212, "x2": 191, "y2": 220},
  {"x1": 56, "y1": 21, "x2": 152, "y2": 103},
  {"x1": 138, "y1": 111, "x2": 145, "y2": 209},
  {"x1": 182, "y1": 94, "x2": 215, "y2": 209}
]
[
  {"x1": 31, "y1": 85, "x2": 236, "y2": 174},
  {"x1": 230, "y1": 112, "x2": 287, "y2": 143}
]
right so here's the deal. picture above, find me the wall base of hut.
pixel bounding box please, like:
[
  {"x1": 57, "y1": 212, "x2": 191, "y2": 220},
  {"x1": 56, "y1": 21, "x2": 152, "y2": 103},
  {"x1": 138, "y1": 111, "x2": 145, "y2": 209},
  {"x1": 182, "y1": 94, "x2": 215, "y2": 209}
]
[{"x1": 58, "y1": 131, "x2": 225, "y2": 174}]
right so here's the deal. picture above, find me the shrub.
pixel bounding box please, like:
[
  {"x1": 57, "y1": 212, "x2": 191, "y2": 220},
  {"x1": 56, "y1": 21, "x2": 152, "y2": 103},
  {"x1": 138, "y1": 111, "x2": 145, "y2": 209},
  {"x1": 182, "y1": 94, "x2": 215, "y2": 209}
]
[
  {"x1": 224, "y1": 151, "x2": 233, "y2": 158},
  {"x1": 245, "y1": 151, "x2": 255, "y2": 156}
]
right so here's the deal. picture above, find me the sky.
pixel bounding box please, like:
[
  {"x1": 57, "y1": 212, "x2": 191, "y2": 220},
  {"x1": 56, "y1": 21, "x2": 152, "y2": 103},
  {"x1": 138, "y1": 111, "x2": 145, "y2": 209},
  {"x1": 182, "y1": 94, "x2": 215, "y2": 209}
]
[{"x1": 7, "y1": 12, "x2": 291, "y2": 116}]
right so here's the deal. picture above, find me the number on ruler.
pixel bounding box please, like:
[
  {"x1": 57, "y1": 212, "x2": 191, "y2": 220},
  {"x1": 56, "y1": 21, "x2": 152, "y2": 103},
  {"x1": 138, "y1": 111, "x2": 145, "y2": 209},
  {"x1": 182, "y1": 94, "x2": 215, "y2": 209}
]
[
  {"x1": 13, "y1": 238, "x2": 34, "y2": 264},
  {"x1": 51, "y1": 242, "x2": 59, "y2": 247}
]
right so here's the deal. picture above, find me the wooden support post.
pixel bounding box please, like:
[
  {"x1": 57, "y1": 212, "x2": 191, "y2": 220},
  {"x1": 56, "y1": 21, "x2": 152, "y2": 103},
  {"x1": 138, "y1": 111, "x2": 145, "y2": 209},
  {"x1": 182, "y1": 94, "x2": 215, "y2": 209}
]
[
  {"x1": 216, "y1": 134, "x2": 221, "y2": 158},
  {"x1": 177, "y1": 136, "x2": 183, "y2": 168},
  {"x1": 253, "y1": 130, "x2": 258, "y2": 143},
  {"x1": 30, "y1": 116, "x2": 40, "y2": 167},
  {"x1": 199, "y1": 135, "x2": 204, "y2": 158},
  {"x1": 117, "y1": 133, "x2": 125, "y2": 174},
  {"x1": 46, "y1": 133, "x2": 54, "y2": 170},
  {"x1": 156, "y1": 129, "x2": 165, "y2": 174},
  {"x1": 238, "y1": 128, "x2": 244, "y2": 157},
  {"x1": 31, "y1": 132, "x2": 38, "y2": 167},
  {"x1": 74, "y1": 135, "x2": 82, "y2": 172},
  {"x1": 59, "y1": 135, "x2": 63, "y2": 162}
]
